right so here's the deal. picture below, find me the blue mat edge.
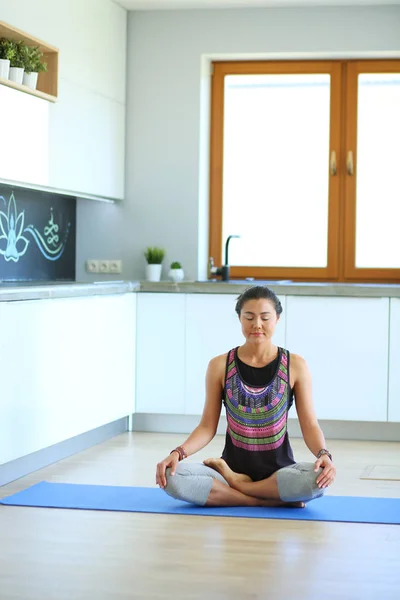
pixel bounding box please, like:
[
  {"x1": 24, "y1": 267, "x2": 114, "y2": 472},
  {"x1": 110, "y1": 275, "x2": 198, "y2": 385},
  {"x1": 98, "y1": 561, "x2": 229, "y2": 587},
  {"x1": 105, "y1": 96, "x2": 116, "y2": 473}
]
[{"x1": 1, "y1": 481, "x2": 399, "y2": 525}]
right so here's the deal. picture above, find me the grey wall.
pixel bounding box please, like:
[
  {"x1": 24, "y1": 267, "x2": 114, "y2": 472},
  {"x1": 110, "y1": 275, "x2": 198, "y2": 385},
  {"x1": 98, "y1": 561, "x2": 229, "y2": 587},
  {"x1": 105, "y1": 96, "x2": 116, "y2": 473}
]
[
  {"x1": 76, "y1": 198, "x2": 134, "y2": 282},
  {"x1": 84, "y1": 5, "x2": 400, "y2": 283}
]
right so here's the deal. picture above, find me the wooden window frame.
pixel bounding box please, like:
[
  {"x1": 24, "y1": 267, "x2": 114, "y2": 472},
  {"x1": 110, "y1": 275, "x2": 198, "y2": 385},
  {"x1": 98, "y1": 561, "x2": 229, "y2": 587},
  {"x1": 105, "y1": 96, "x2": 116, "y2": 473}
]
[
  {"x1": 209, "y1": 59, "x2": 400, "y2": 283},
  {"x1": 344, "y1": 60, "x2": 400, "y2": 282}
]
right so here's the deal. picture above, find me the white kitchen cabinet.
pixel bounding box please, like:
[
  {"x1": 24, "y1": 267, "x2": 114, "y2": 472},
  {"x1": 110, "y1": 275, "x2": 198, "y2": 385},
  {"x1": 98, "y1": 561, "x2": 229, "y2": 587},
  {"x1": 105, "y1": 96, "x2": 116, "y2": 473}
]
[
  {"x1": 0, "y1": 299, "x2": 44, "y2": 465},
  {"x1": 388, "y1": 298, "x2": 400, "y2": 422},
  {"x1": 0, "y1": 1, "x2": 126, "y2": 200},
  {"x1": 184, "y1": 293, "x2": 286, "y2": 415},
  {"x1": 135, "y1": 293, "x2": 185, "y2": 414},
  {"x1": 286, "y1": 296, "x2": 389, "y2": 422},
  {"x1": 0, "y1": 294, "x2": 136, "y2": 465},
  {"x1": 48, "y1": 81, "x2": 125, "y2": 200}
]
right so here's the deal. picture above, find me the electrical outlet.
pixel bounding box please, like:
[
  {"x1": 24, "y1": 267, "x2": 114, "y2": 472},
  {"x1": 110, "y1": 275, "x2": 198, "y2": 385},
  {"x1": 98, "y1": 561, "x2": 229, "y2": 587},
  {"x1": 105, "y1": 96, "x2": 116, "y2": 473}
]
[
  {"x1": 99, "y1": 260, "x2": 110, "y2": 274},
  {"x1": 86, "y1": 259, "x2": 122, "y2": 275},
  {"x1": 109, "y1": 260, "x2": 122, "y2": 274},
  {"x1": 86, "y1": 259, "x2": 99, "y2": 273}
]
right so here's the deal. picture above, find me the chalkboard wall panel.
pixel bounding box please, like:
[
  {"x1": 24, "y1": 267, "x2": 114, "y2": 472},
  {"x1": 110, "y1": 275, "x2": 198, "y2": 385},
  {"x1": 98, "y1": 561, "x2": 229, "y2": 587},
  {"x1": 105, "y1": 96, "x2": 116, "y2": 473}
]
[{"x1": 0, "y1": 183, "x2": 76, "y2": 282}]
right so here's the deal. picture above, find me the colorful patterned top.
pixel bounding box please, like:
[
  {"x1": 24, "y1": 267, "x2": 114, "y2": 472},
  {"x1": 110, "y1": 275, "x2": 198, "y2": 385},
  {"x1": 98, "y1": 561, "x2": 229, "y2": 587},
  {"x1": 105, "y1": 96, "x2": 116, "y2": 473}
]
[{"x1": 221, "y1": 346, "x2": 296, "y2": 481}]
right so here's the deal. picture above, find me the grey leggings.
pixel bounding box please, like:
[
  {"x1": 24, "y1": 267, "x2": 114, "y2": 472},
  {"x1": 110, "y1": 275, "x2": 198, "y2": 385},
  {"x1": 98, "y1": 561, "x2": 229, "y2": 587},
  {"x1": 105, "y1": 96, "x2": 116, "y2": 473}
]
[{"x1": 163, "y1": 462, "x2": 325, "y2": 506}]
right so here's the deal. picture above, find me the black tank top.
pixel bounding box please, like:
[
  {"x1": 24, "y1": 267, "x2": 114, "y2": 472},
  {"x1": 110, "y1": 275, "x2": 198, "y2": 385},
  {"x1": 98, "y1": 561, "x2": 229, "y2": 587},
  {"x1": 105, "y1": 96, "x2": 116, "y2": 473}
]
[{"x1": 221, "y1": 347, "x2": 295, "y2": 481}]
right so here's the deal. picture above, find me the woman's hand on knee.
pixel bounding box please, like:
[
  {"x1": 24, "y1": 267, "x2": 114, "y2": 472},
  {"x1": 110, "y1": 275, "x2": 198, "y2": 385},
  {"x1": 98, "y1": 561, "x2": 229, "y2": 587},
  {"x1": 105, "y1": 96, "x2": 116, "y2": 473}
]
[
  {"x1": 156, "y1": 452, "x2": 180, "y2": 489},
  {"x1": 314, "y1": 455, "x2": 336, "y2": 489}
]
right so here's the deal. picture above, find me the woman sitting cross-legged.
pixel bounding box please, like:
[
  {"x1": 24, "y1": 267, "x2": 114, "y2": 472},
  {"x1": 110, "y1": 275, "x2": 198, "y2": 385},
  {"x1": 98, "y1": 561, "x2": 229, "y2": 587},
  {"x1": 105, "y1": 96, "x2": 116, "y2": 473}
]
[{"x1": 155, "y1": 286, "x2": 336, "y2": 508}]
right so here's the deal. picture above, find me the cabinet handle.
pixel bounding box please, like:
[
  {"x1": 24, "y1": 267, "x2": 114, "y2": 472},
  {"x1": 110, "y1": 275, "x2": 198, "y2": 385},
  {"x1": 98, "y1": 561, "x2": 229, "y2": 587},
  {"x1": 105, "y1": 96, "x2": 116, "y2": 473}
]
[
  {"x1": 347, "y1": 151, "x2": 354, "y2": 176},
  {"x1": 330, "y1": 151, "x2": 337, "y2": 176}
]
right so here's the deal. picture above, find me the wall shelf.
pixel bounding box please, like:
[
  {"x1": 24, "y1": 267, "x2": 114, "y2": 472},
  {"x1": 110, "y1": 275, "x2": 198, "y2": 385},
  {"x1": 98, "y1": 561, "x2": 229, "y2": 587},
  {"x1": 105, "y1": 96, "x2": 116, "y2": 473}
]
[
  {"x1": 0, "y1": 20, "x2": 58, "y2": 102},
  {"x1": 0, "y1": 76, "x2": 57, "y2": 102}
]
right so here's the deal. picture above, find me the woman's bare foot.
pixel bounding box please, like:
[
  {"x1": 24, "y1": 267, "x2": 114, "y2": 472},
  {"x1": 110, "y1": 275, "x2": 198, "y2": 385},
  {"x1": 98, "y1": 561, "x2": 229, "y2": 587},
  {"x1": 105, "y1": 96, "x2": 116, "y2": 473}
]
[
  {"x1": 203, "y1": 457, "x2": 252, "y2": 485},
  {"x1": 204, "y1": 458, "x2": 306, "y2": 508}
]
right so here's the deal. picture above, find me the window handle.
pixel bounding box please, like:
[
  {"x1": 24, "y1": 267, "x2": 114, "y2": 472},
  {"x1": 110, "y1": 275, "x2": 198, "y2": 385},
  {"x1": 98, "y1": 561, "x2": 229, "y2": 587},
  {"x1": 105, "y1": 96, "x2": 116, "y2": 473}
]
[
  {"x1": 347, "y1": 150, "x2": 354, "y2": 176},
  {"x1": 330, "y1": 151, "x2": 337, "y2": 176}
]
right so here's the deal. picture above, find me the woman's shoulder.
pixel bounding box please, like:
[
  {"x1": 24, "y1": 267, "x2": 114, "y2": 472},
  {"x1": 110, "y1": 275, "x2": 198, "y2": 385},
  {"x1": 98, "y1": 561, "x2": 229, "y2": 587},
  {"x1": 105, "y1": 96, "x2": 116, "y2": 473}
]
[
  {"x1": 208, "y1": 351, "x2": 229, "y2": 370},
  {"x1": 287, "y1": 351, "x2": 310, "y2": 380},
  {"x1": 206, "y1": 352, "x2": 230, "y2": 386},
  {"x1": 208, "y1": 349, "x2": 236, "y2": 375},
  {"x1": 209, "y1": 345, "x2": 238, "y2": 366},
  {"x1": 287, "y1": 351, "x2": 306, "y2": 366}
]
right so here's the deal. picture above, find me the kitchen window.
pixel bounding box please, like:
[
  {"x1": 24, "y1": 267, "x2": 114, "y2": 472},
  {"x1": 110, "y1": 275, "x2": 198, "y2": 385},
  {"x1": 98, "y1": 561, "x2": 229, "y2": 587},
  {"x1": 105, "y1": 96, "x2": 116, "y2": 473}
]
[{"x1": 209, "y1": 60, "x2": 400, "y2": 282}]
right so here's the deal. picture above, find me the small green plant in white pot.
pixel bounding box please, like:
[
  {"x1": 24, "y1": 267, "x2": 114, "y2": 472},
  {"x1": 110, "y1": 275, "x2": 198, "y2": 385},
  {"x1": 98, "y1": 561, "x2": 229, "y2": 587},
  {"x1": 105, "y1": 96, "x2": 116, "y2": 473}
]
[
  {"x1": 168, "y1": 261, "x2": 184, "y2": 282},
  {"x1": 8, "y1": 40, "x2": 26, "y2": 84},
  {"x1": 144, "y1": 246, "x2": 165, "y2": 281},
  {"x1": 0, "y1": 38, "x2": 16, "y2": 80},
  {"x1": 22, "y1": 45, "x2": 47, "y2": 90}
]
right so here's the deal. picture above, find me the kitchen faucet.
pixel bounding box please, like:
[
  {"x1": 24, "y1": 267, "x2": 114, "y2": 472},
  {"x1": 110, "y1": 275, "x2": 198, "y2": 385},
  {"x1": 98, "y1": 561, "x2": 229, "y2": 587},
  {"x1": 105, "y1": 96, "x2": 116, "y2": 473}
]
[{"x1": 209, "y1": 235, "x2": 240, "y2": 281}]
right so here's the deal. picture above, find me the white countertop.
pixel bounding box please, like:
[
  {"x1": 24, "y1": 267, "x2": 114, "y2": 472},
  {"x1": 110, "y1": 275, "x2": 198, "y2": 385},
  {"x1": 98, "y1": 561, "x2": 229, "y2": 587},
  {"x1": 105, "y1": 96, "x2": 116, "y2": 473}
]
[
  {"x1": 1, "y1": 279, "x2": 400, "y2": 301},
  {"x1": 0, "y1": 280, "x2": 140, "y2": 302}
]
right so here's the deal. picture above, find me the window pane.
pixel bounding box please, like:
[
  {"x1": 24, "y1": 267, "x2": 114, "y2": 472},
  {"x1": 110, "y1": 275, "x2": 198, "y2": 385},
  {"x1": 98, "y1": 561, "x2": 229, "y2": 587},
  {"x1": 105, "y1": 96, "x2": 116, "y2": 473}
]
[
  {"x1": 355, "y1": 73, "x2": 400, "y2": 269},
  {"x1": 222, "y1": 74, "x2": 330, "y2": 268}
]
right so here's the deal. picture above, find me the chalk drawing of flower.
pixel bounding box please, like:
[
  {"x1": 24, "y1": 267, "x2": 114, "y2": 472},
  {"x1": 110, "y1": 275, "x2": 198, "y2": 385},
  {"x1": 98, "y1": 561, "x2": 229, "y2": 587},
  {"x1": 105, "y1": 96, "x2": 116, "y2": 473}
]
[{"x1": 0, "y1": 193, "x2": 29, "y2": 262}]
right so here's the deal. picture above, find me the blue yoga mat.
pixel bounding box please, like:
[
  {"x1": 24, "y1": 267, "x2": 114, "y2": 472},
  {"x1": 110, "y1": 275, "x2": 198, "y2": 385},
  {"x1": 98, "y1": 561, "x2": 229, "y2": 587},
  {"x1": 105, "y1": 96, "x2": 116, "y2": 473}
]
[{"x1": 1, "y1": 481, "x2": 399, "y2": 525}]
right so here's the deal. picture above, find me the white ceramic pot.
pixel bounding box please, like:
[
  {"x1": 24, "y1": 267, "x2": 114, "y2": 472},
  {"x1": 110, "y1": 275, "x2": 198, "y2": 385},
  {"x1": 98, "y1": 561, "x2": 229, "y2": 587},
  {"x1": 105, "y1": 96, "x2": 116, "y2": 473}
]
[
  {"x1": 145, "y1": 263, "x2": 162, "y2": 282},
  {"x1": 0, "y1": 59, "x2": 10, "y2": 79},
  {"x1": 23, "y1": 71, "x2": 38, "y2": 90},
  {"x1": 8, "y1": 67, "x2": 24, "y2": 85},
  {"x1": 168, "y1": 268, "x2": 184, "y2": 282}
]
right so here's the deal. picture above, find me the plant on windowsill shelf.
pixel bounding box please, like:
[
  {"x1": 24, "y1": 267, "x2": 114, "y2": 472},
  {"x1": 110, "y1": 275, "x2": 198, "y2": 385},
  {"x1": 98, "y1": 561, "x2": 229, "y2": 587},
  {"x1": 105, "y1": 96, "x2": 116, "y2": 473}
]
[
  {"x1": 168, "y1": 261, "x2": 184, "y2": 282},
  {"x1": 22, "y1": 44, "x2": 47, "y2": 90},
  {"x1": 144, "y1": 246, "x2": 165, "y2": 282},
  {"x1": 0, "y1": 38, "x2": 15, "y2": 79},
  {"x1": 8, "y1": 40, "x2": 26, "y2": 85},
  {"x1": 0, "y1": 19, "x2": 58, "y2": 102}
]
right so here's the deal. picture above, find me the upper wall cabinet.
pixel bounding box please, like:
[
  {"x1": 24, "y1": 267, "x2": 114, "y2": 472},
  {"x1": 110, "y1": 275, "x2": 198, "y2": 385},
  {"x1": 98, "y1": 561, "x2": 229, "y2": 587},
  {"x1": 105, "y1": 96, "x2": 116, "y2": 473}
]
[
  {"x1": 48, "y1": 80, "x2": 125, "y2": 200},
  {"x1": 0, "y1": 10, "x2": 126, "y2": 201}
]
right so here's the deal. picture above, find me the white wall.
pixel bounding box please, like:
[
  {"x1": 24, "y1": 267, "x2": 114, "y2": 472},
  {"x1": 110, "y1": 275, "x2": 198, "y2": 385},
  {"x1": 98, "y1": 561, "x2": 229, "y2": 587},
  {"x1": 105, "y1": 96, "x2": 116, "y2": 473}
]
[
  {"x1": 0, "y1": 0, "x2": 126, "y2": 200},
  {"x1": 124, "y1": 6, "x2": 400, "y2": 281}
]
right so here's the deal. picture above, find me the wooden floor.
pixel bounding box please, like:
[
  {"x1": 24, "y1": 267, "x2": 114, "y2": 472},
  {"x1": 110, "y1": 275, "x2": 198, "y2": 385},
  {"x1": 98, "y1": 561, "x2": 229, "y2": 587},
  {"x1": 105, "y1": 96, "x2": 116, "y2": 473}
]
[{"x1": 1, "y1": 432, "x2": 400, "y2": 600}]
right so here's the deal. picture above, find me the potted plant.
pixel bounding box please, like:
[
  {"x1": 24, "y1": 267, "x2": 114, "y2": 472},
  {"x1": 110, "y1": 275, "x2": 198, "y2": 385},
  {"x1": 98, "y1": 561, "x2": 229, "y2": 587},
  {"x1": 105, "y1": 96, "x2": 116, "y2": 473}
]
[
  {"x1": 144, "y1": 246, "x2": 165, "y2": 282},
  {"x1": 168, "y1": 261, "x2": 184, "y2": 282},
  {"x1": 8, "y1": 40, "x2": 26, "y2": 84},
  {"x1": 0, "y1": 38, "x2": 16, "y2": 80},
  {"x1": 22, "y1": 45, "x2": 47, "y2": 90}
]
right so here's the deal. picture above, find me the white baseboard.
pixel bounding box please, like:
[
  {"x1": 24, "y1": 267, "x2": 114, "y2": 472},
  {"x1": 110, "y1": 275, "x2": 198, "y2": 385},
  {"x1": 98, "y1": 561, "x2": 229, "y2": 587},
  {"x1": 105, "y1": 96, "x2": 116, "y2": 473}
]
[
  {"x1": 132, "y1": 413, "x2": 400, "y2": 442},
  {"x1": 0, "y1": 417, "x2": 128, "y2": 487}
]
